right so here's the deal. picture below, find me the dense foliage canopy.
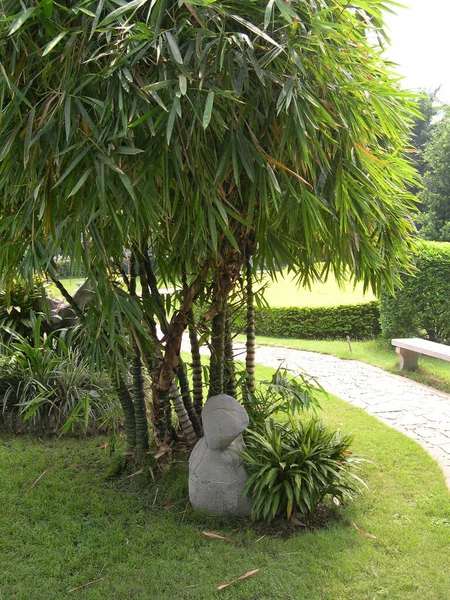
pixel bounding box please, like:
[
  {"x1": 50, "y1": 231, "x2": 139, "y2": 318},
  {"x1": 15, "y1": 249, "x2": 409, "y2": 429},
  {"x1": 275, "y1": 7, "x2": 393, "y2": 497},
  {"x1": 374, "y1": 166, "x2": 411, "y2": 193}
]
[{"x1": 0, "y1": 0, "x2": 420, "y2": 457}]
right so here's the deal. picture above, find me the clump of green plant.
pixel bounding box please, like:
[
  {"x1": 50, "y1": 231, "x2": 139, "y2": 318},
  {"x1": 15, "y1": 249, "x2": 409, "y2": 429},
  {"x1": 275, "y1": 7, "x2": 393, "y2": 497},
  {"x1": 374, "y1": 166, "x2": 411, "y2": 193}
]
[
  {"x1": 240, "y1": 418, "x2": 365, "y2": 523},
  {"x1": 238, "y1": 368, "x2": 365, "y2": 523},
  {"x1": 0, "y1": 278, "x2": 45, "y2": 347},
  {"x1": 0, "y1": 313, "x2": 119, "y2": 435},
  {"x1": 242, "y1": 367, "x2": 322, "y2": 431}
]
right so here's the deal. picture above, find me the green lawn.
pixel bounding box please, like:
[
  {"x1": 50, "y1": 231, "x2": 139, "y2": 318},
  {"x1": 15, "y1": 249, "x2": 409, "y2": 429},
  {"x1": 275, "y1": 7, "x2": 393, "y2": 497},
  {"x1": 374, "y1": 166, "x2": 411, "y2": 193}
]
[
  {"x1": 45, "y1": 278, "x2": 85, "y2": 298},
  {"x1": 1, "y1": 364, "x2": 449, "y2": 600},
  {"x1": 258, "y1": 270, "x2": 375, "y2": 308}
]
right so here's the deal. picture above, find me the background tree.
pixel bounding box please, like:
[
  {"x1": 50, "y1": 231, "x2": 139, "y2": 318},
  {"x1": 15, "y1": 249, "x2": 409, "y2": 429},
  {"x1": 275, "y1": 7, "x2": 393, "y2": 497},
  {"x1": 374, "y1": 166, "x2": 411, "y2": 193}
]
[
  {"x1": 408, "y1": 90, "x2": 440, "y2": 194},
  {"x1": 417, "y1": 107, "x2": 450, "y2": 241},
  {"x1": 0, "y1": 0, "x2": 419, "y2": 464}
]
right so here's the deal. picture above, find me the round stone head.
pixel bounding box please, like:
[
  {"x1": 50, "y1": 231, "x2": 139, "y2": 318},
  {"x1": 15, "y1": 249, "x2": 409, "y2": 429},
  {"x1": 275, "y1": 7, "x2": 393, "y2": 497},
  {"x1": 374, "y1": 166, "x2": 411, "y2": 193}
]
[{"x1": 202, "y1": 394, "x2": 249, "y2": 450}]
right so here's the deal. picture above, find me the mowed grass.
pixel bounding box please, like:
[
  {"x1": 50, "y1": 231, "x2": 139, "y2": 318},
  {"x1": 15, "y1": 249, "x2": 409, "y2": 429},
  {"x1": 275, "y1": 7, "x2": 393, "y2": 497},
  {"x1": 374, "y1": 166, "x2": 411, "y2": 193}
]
[
  {"x1": 236, "y1": 336, "x2": 450, "y2": 394},
  {"x1": 1, "y1": 365, "x2": 449, "y2": 600},
  {"x1": 45, "y1": 278, "x2": 85, "y2": 298},
  {"x1": 258, "y1": 270, "x2": 375, "y2": 308}
]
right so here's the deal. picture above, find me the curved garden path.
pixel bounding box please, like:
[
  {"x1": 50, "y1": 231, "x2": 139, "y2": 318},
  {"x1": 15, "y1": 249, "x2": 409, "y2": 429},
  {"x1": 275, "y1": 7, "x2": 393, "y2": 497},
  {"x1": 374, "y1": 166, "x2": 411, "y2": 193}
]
[{"x1": 236, "y1": 343, "x2": 450, "y2": 489}]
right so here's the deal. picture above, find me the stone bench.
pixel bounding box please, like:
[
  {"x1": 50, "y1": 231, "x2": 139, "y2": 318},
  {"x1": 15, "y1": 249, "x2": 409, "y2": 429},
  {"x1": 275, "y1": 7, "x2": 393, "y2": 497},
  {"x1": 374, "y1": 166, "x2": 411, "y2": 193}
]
[{"x1": 392, "y1": 337, "x2": 450, "y2": 371}]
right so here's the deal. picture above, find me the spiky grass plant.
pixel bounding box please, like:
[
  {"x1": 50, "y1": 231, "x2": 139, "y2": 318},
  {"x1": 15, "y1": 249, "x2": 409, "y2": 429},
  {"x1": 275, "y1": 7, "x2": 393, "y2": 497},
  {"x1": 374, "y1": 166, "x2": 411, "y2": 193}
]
[{"x1": 240, "y1": 418, "x2": 366, "y2": 522}]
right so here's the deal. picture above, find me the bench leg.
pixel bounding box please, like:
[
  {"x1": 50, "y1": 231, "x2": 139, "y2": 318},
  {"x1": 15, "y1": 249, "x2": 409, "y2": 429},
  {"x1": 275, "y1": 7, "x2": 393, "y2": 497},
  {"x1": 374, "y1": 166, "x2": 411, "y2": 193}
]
[{"x1": 396, "y1": 347, "x2": 419, "y2": 371}]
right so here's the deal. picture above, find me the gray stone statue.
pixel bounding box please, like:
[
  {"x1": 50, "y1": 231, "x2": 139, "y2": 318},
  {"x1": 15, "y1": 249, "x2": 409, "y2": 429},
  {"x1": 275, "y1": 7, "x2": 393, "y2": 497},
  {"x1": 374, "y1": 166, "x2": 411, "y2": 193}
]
[{"x1": 189, "y1": 394, "x2": 252, "y2": 517}]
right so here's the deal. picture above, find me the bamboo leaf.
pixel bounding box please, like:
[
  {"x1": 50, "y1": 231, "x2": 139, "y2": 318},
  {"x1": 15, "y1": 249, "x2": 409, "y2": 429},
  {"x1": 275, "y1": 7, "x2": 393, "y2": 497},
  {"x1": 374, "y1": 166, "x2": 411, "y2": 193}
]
[
  {"x1": 42, "y1": 32, "x2": 67, "y2": 56},
  {"x1": 202, "y1": 91, "x2": 214, "y2": 129},
  {"x1": 166, "y1": 102, "x2": 177, "y2": 144},
  {"x1": 8, "y1": 7, "x2": 36, "y2": 35},
  {"x1": 264, "y1": 0, "x2": 275, "y2": 30},
  {"x1": 24, "y1": 107, "x2": 35, "y2": 168},
  {"x1": 217, "y1": 569, "x2": 260, "y2": 591},
  {"x1": 98, "y1": 0, "x2": 149, "y2": 27},
  {"x1": 165, "y1": 32, "x2": 183, "y2": 65},
  {"x1": 67, "y1": 168, "x2": 93, "y2": 198}
]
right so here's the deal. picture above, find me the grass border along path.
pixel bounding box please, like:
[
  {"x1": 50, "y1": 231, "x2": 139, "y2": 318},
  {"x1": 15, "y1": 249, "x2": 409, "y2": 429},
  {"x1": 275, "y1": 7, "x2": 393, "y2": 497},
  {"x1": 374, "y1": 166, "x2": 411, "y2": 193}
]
[
  {"x1": 1, "y1": 363, "x2": 449, "y2": 600},
  {"x1": 235, "y1": 335, "x2": 450, "y2": 394}
]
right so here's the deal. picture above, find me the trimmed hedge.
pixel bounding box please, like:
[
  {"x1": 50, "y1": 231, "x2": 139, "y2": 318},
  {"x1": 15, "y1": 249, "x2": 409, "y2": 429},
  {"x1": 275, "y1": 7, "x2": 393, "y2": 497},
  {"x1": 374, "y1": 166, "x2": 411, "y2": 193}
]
[
  {"x1": 380, "y1": 241, "x2": 450, "y2": 343},
  {"x1": 253, "y1": 301, "x2": 380, "y2": 340}
]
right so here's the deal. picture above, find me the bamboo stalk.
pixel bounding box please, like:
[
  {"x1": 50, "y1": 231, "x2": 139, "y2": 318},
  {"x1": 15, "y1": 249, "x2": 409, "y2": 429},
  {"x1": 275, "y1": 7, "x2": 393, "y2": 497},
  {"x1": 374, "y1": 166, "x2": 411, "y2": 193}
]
[{"x1": 245, "y1": 254, "x2": 255, "y2": 393}]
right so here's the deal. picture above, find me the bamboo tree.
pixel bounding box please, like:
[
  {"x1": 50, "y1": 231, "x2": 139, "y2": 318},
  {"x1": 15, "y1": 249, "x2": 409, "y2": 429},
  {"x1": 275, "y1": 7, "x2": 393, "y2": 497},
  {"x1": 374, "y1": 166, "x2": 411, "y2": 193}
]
[
  {"x1": 0, "y1": 0, "x2": 422, "y2": 467},
  {"x1": 116, "y1": 375, "x2": 137, "y2": 454},
  {"x1": 169, "y1": 382, "x2": 198, "y2": 446},
  {"x1": 224, "y1": 306, "x2": 237, "y2": 398},
  {"x1": 129, "y1": 254, "x2": 149, "y2": 460},
  {"x1": 245, "y1": 253, "x2": 256, "y2": 394},
  {"x1": 188, "y1": 312, "x2": 204, "y2": 418},
  {"x1": 209, "y1": 307, "x2": 226, "y2": 398},
  {"x1": 177, "y1": 360, "x2": 203, "y2": 437}
]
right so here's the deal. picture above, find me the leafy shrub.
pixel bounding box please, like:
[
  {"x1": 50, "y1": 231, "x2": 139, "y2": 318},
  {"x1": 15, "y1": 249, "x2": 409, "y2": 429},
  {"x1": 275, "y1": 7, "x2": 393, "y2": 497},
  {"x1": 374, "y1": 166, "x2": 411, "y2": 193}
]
[
  {"x1": 252, "y1": 301, "x2": 380, "y2": 340},
  {"x1": 0, "y1": 278, "x2": 44, "y2": 346},
  {"x1": 380, "y1": 241, "x2": 450, "y2": 343},
  {"x1": 240, "y1": 418, "x2": 365, "y2": 522},
  {"x1": 242, "y1": 367, "x2": 322, "y2": 431},
  {"x1": 0, "y1": 314, "x2": 119, "y2": 435}
]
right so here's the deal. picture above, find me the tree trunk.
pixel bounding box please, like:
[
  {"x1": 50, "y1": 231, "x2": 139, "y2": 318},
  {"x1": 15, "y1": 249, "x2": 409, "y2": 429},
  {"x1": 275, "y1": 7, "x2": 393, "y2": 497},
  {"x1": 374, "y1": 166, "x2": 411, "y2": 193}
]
[
  {"x1": 209, "y1": 308, "x2": 225, "y2": 398},
  {"x1": 155, "y1": 263, "x2": 209, "y2": 447},
  {"x1": 169, "y1": 382, "x2": 198, "y2": 446},
  {"x1": 129, "y1": 252, "x2": 149, "y2": 461},
  {"x1": 131, "y1": 351, "x2": 149, "y2": 462},
  {"x1": 188, "y1": 314, "x2": 204, "y2": 418},
  {"x1": 224, "y1": 306, "x2": 237, "y2": 398},
  {"x1": 144, "y1": 253, "x2": 169, "y2": 334},
  {"x1": 177, "y1": 359, "x2": 203, "y2": 436},
  {"x1": 245, "y1": 254, "x2": 256, "y2": 393},
  {"x1": 116, "y1": 374, "x2": 136, "y2": 453}
]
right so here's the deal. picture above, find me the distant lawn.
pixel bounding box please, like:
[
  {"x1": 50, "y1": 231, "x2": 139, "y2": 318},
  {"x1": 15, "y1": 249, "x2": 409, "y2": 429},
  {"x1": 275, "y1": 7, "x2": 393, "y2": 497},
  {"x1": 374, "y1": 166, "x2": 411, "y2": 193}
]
[
  {"x1": 257, "y1": 270, "x2": 375, "y2": 308},
  {"x1": 45, "y1": 278, "x2": 85, "y2": 298},
  {"x1": 1, "y1": 363, "x2": 449, "y2": 600},
  {"x1": 45, "y1": 271, "x2": 374, "y2": 309},
  {"x1": 236, "y1": 336, "x2": 450, "y2": 394}
]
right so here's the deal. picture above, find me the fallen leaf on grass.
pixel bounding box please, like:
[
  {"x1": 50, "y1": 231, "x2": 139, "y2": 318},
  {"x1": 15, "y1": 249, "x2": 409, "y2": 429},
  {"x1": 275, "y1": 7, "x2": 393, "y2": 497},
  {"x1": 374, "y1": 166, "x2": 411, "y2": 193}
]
[
  {"x1": 68, "y1": 578, "x2": 103, "y2": 593},
  {"x1": 25, "y1": 467, "x2": 50, "y2": 495},
  {"x1": 290, "y1": 516, "x2": 307, "y2": 527},
  {"x1": 123, "y1": 469, "x2": 143, "y2": 479},
  {"x1": 201, "y1": 531, "x2": 233, "y2": 543},
  {"x1": 98, "y1": 443, "x2": 108, "y2": 450},
  {"x1": 353, "y1": 523, "x2": 377, "y2": 539},
  {"x1": 163, "y1": 497, "x2": 188, "y2": 510},
  {"x1": 218, "y1": 569, "x2": 260, "y2": 590}
]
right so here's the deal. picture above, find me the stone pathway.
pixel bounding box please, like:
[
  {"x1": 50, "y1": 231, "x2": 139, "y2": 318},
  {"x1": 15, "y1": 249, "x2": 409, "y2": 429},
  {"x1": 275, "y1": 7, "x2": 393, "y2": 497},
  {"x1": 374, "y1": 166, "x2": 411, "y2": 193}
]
[{"x1": 242, "y1": 344, "x2": 450, "y2": 489}]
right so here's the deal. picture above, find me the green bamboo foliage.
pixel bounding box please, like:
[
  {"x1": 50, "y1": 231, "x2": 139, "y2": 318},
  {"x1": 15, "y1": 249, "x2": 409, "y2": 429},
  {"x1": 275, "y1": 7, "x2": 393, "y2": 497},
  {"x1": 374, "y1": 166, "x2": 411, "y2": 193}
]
[
  {"x1": 245, "y1": 255, "x2": 256, "y2": 394},
  {"x1": 177, "y1": 360, "x2": 203, "y2": 437},
  {"x1": 224, "y1": 306, "x2": 237, "y2": 398},
  {"x1": 188, "y1": 313, "x2": 204, "y2": 418},
  {"x1": 169, "y1": 382, "x2": 197, "y2": 446},
  {"x1": 208, "y1": 309, "x2": 225, "y2": 398},
  {"x1": 0, "y1": 0, "x2": 423, "y2": 462}
]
